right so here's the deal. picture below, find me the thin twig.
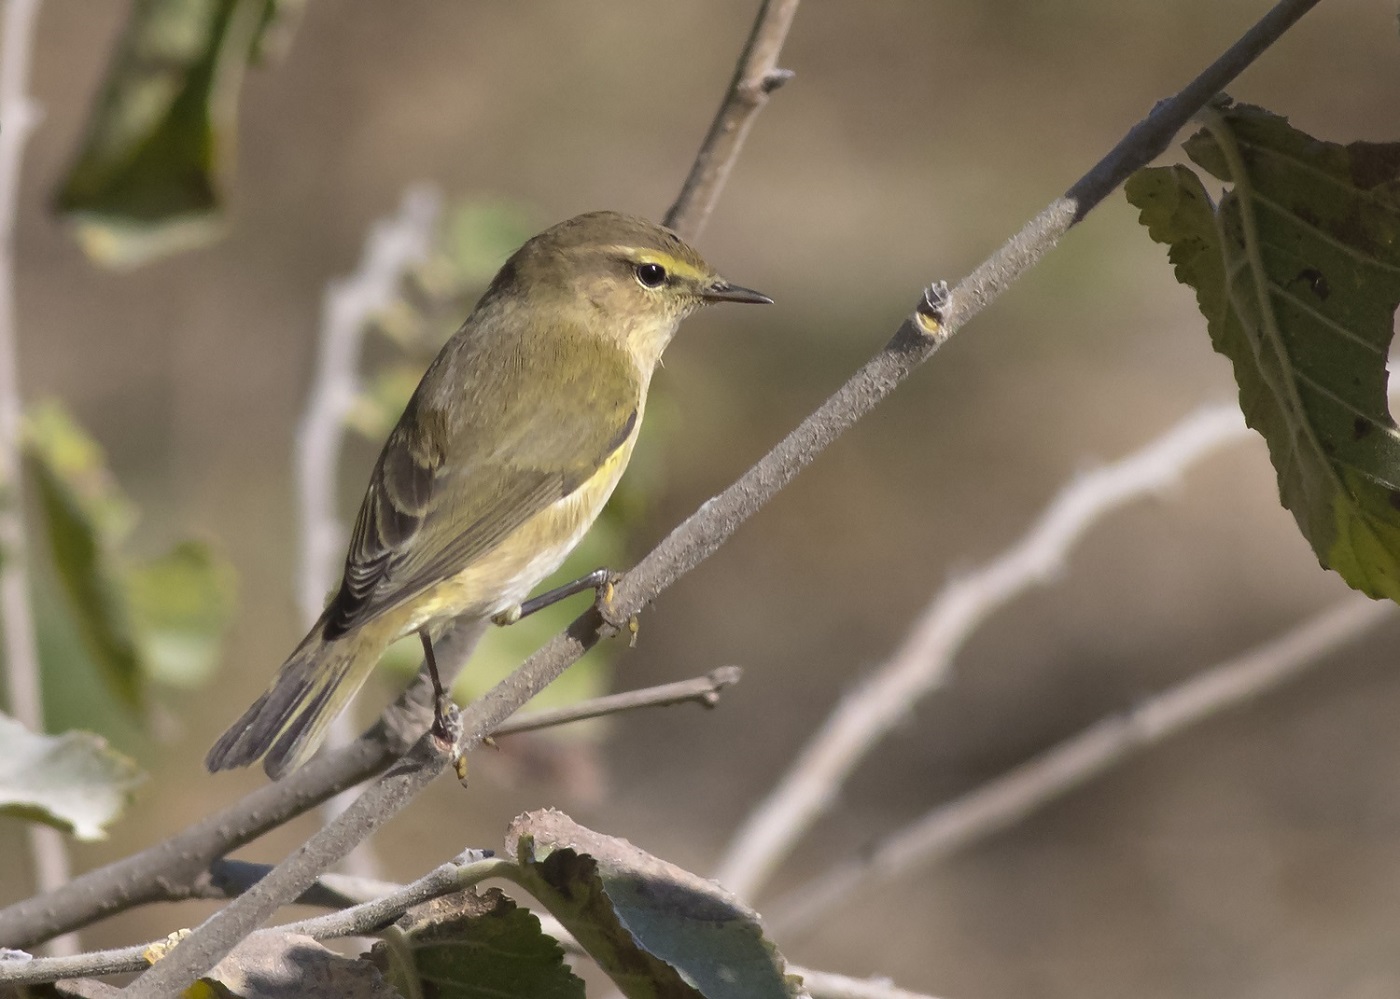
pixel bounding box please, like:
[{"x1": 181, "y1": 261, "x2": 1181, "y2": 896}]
[
  {"x1": 121, "y1": 3, "x2": 1323, "y2": 993},
  {"x1": 4, "y1": 855, "x2": 947, "y2": 999},
  {"x1": 297, "y1": 185, "x2": 441, "y2": 872},
  {"x1": 130, "y1": 861, "x2": 946, "y2": 999},
  {"x1": 491, "y1": 665, "x2": 742, "y2": 736},
  {"x1": 0, "y1": 615, "x2": 485, "y2": 949},
  {"x1": 271, "y1": 852, "x2": 508, "y2": 939},
  {"x1": 663, "y1": 0, "x2": 799, "y2": 239},
  {"x1": 714, "y1": 404, "x2": 1249, "y2": 897},
  {"x1": 0, "y1": 852, "x2": 510, "y2": 986},
  {"x1": 0, "y1": 0, "x2": 77, "y2": 960},
  {"x1": 767, "y1": 596, "x2": 1394, "y2": 935}
]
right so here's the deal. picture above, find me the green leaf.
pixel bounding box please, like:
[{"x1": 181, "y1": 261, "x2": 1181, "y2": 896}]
[
  {"x1": 417, "y1": 200, "x2": 540, "y2": 300},
  {"x1": 1126, "y1": 102, "x2": 1400, "y2": 602},
  {"x1": 508, "y1": 810, "x2": 800, "y2": 999},
  {"x1": 25, "y1": 400, "x2": 236, "y2": 711},
  {"x1": 128, "y1": 541, "x2": 238, "y2": 688},
  {"x1": 194, "y1": 932, "x2": 398, "y2": 999},
  {"x1": 0, "y1": 712, "x2": 145, "y2": 839},
  {"x1": 368, "y1": 888, "x2": 584, "y2": 999},
  {"x1": 52, "y1": 0, "x2": 287, "y2": 268},
  {"x1": 26, "y1": 402, "x2": 143, "y2": 710}
]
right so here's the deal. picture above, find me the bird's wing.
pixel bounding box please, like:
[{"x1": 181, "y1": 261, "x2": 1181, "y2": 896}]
[{"x1": 321, "y1": 332, "x2": 641, "y2": 639}]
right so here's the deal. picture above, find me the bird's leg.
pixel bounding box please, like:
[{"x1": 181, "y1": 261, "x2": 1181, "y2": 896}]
[
  {"x1": 491, "y1": 567, "x2": 613, "y2": 626},
  {"x1": 419, "y1": 627, "x2": 452, "y2": 740}
]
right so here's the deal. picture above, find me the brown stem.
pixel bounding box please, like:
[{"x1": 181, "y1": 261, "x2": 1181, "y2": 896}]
[
  {"x1": 663, "y1": 0, "x2": 800, "y2": 240},
  {"x1": 491, "y1": 665, "x2": 743, "y2": 736}
]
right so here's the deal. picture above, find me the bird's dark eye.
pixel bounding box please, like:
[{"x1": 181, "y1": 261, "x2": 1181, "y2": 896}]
[{"x1": 635, "y1": 262, "x2": 667, "y2": 288}]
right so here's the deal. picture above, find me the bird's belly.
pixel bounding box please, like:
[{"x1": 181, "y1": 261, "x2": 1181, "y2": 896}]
[{"x1": 397, "y1": 449, "x2": 631, "y2": 637}]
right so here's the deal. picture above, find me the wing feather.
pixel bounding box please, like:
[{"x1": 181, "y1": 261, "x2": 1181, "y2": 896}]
[{"x1": 321, "y1": 325, "x2": 640, "y2": 640}]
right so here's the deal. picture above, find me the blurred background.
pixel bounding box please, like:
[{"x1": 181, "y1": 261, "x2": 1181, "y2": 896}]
[{"x1": 3, "y1": 1, "x2": 1400, "y2": 997}]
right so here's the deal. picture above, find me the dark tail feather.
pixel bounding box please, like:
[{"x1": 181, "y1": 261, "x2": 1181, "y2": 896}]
[{"x1": 205, "y1": 631, "x2": 375, "y2": 780}]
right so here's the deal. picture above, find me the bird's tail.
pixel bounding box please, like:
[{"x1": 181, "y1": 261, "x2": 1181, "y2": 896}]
[{"x1": 205, "y1": 626, "x2": 380, "y2": 780}]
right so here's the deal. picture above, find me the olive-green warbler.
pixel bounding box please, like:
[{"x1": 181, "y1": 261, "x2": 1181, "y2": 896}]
[{"x1": 206, "y1": 211, "x2": 769, "y2": 779}]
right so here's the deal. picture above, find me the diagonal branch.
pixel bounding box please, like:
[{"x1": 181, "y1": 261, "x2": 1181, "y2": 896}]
[
  {"x1": 713, "y1": 404, "x2": 1249, "y2": 898},
  {"x1": 121, "y1": 2, "x2": 1325, "y2": 994},
  {"x1": 766, "y1": 595, "x2": 1394, "y2": 934},
  {"x1": 0, "y1": 617, "x2": 484, "y2": 949},
  {"x1": 663, "y1": 0, "x2": 799, "y2": 239},
  {"x1": 0, "y1": 852, "x2": 511, "y2": 987}
]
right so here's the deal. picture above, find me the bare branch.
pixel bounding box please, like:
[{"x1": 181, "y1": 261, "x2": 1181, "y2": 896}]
[
  {"x1": 296, "y1": 185, "x2": 441, "y2": 870},
  {"x1": 0, "y1": 852, "x2": 510, "y2": 987},
  {"x1": 663, "y1": 0, "x2": 800, "y2": 240},
  {"x1": 0, "y1": 941, "x2": 149, "y2": 987},
  {"x1": 0, "y1": 616, "x2": 484, "y2": 949},
  {"x1": 714, "y1": 404, "x2": 1249, "y2": 898},
  {"x1": 491, "y1": 665, "x2": 743, "y2": 736},
  {"x1": 767, "y1": 596, "x2": 1394, "y2": 935},
  {"x1": 120, "y1": 3, "x2": 1323, "y2": 993},
  {"x1": 0, "y1": 0, "x2": 81, "y2": 960},
  {"x1": 272, "y1": 852, "x2": 508, "y2": 940}
]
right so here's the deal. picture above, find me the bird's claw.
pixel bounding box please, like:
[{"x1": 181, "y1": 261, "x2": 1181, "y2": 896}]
[{"x1": 595, "y1": 575, "x2": 640, "y2": 645}]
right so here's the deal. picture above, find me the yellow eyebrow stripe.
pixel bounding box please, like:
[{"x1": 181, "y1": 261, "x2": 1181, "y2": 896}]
[{"x1": 602, "y1": 245, "x2": 709, "y2": 283}]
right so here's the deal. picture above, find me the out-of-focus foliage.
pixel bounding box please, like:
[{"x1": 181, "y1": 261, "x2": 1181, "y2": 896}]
[
  {"x1": 127, "y1": 541, "x2": 238, "y2": 690},
  {"x1": 53, "y1": 0, "x2": 303, "y2": 269},
  {"x1": 0, "y1": 712, "x2": 144, "y2": 840},
  {"x1": 369, "y1": 888, "x2": 585, "y2": 999},
  {"x1": 1128, "y1": 102, "x2": 1400, "y2": 604},
  {"x1": 24, "y1": 401, "x2": 236, "y2": 713},
  {"x1": 507, "y1": 809, "x2": 800, "y2": 999}
]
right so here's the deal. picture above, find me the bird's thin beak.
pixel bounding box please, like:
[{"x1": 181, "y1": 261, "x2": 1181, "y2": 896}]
[{"x1": 703, "y1": 279, "x2": 772, "y2": 305}]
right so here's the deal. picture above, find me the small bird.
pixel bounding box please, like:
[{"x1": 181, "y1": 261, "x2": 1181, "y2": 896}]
[{"x1": 206, "y1": 211, "x2": 769, "y2": 779}]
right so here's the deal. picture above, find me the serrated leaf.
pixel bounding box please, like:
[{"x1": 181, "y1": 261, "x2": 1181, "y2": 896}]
[
  {"x1": 192, "y1": 933, "x2": 397, "y2": 999},
  {"x1": 25, "y1": 400, "x2": 235, "y2": 710},
  {"x1": 1126, "y1": 103, "x2": 1400, "y2": 602},
  {"x1": 368, "y1": 887, "x2": 584, "y2": 999},
  {"x1": 0, "y1": 712, "x2": 145, "y2": 839},
  {"x1": 52, "y1": 0, "x2": 284, "y2": 268},
  {"x1": 509, "y1": 810, "x2": 800, "y2": 999}
]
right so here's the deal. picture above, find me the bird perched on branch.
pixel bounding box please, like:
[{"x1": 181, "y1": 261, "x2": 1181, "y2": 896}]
[{"x1": 206, "y1": 211, "x2": 769, "y2": 779}]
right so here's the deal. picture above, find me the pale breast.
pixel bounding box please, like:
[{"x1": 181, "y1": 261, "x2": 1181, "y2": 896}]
[{"x1": 397, "y1": 431, "x2": 638, "y2": 636}]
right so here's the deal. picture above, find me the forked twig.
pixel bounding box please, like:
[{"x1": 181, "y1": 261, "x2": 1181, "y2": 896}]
[
  {"x1": 768, "y1": 596, "x2": 1393, "y2": 934},
  {"x1": 715, "y1": 404, "x2": 1248, "y2": 897}
]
